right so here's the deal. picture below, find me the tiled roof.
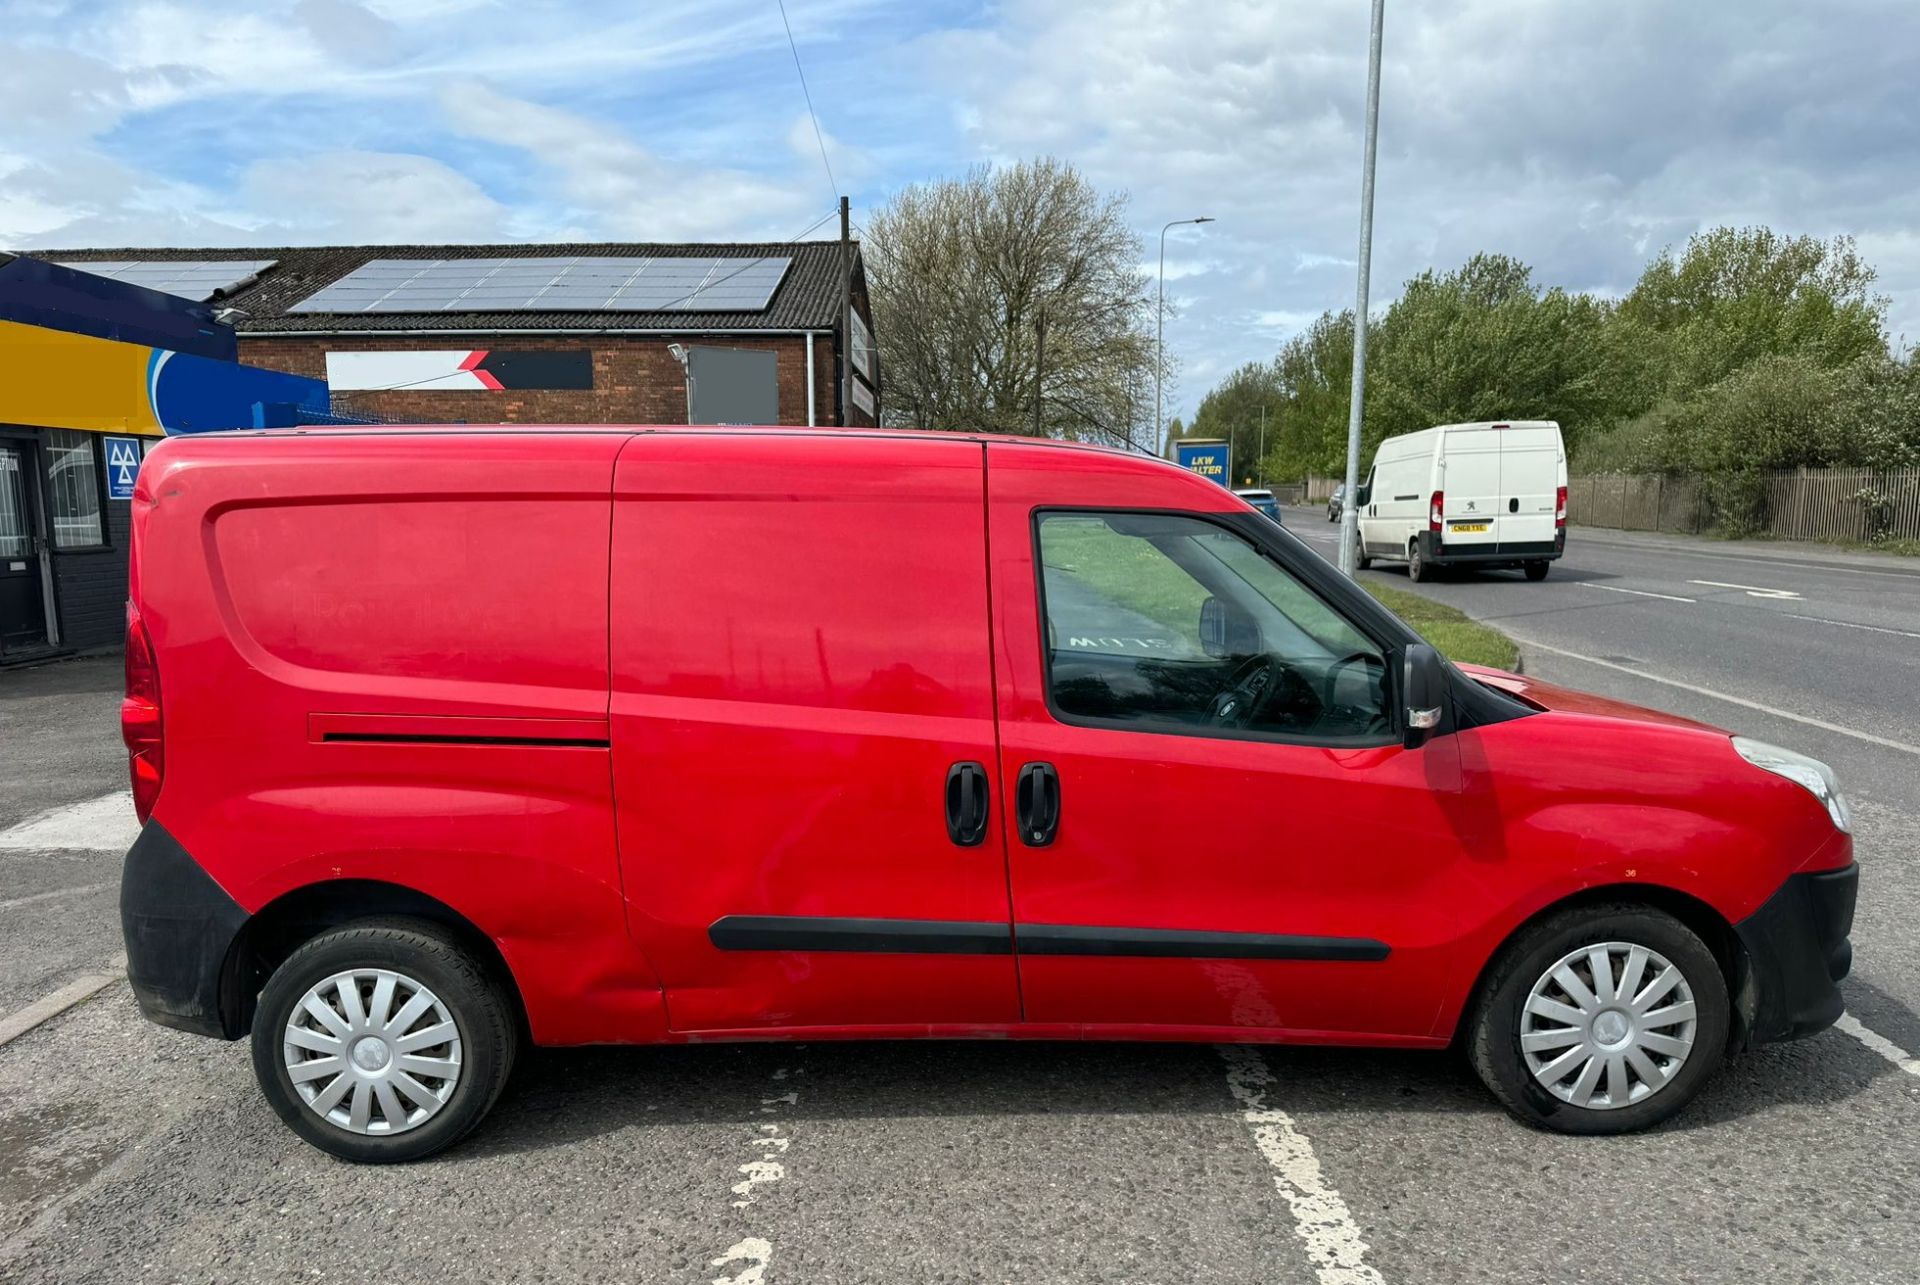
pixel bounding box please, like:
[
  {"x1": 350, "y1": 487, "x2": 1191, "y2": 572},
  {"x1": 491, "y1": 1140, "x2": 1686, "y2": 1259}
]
[{"x1": 29, "y1": 241, "x2": 862, "y2": 334}]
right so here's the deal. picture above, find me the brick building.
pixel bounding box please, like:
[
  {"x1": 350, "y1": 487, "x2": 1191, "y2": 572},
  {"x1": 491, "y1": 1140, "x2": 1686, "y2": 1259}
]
[{"x1": 43, "y1": 241, "x2": 880, "y2": 430}]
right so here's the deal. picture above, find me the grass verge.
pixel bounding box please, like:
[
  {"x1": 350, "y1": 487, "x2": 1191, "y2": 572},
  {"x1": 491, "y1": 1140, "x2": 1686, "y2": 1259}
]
[{"x1": 1362, "y1": 581, "x2": 1520, "y2": 671}]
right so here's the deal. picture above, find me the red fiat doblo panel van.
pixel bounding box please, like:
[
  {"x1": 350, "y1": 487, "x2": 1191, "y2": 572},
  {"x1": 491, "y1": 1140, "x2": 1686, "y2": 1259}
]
[{"x1": 120, "y1": 427, "x2": 1857, "y2": 1162}]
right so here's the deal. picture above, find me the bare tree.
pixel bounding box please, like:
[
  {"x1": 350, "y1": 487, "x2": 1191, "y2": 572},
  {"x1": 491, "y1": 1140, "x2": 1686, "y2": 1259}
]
[{"x1": 865, "y1": 158, "x2": 1156, "y2": 447}]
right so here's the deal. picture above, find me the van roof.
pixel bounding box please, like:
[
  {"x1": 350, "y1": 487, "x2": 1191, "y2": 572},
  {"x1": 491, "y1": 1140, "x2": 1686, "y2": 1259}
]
[
  {"x1": 153, "y1": 422, "x2": 1181, "y2": 466},
  {"x1": 1433, "y1": 420, "x2": 1560, "y2": 433}
]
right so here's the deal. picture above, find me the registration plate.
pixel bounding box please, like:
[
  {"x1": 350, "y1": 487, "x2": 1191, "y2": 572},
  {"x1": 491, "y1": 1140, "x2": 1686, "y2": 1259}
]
[{"x1": 1449, "y1": 522, "x2": 1490, "y2": 533}]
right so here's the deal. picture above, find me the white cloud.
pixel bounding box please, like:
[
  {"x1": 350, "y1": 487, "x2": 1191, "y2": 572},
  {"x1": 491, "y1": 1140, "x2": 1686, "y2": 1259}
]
[
  {"x1": 919, "y1": 0, "x2": 1920, "y2": 412},
  {"x1": 2, "y1": 0, "x2": 1915, "y2": 407},
  {"x1": 438, "y1": 81, "x2": 820, "y2": 240},
  {"x1": 243, "y1": 150, "x2": 508, "y2": 242}
]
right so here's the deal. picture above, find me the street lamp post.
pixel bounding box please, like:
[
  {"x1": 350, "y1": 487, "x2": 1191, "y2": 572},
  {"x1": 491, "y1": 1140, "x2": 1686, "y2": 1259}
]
[
  {"x1": 1157, "y1": 216, "x2": 1214, "y2": 457},
  {"x1": 1258, "y1": 404, "x2": 1267, "y2": 482},
  {"x1": 1337, "y1": 0, "x2": 1386, "y2": 576}
]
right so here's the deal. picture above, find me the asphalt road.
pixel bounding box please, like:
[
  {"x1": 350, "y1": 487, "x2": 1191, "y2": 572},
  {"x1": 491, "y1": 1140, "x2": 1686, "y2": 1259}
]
[{"x1": 3, "y1": 516, "x2": 1920, "y2": 1283}]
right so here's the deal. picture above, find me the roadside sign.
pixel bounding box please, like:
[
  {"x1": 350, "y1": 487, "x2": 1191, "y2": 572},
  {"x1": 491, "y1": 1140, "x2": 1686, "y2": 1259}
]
[
  {"x1": 1174, "y1": 439, "x2": 1232, "y2": 487},
  {"x1": 104, "y1": 436, "x2": 143, "y2": 501}
]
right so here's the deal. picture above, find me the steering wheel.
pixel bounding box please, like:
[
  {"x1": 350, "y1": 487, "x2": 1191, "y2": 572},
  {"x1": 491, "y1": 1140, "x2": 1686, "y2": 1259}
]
[{"x1": 1208, "y1": 654, "x2": 1279, "y2": 728}]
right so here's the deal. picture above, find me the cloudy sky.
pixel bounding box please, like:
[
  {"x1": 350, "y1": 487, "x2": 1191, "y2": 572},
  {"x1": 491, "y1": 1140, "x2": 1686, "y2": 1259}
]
[{"x1": 4, "y1": 0, "x2": 1917, "y2": 419}]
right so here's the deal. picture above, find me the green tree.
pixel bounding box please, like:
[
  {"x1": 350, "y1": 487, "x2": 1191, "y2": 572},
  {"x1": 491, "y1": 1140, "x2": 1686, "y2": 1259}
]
[
  {"x1": 1185, "y1": 361, "x2": 1284, "y2": 482},
  {"x1": 1616, "y1": 226, "x2": 1887, "y2": 399},
  {"x1": 865, "y1": 158, "x2": 1156, "y2": 448},
  {"x1": 1366, "y1": 254, "x2": 1620, "y2": 454}
]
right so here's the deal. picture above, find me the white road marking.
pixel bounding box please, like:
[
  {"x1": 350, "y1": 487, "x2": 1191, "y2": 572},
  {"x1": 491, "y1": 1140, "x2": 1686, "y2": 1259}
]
[
  {"x1": 1688, "y1": 579, "x2": 1803, "y2": 600},
  {"x1": 1584, "y1": 584, "x2": 1697, "y2": 603},
  {"x1": 713, "y1": 1067, "x2": 798, "y2": 1278},
  {"x1": 732, "y1": 1125, "x2": 790, "y2": 1207},
  {"x1": 1786, "y1": 613, "x2": 1920, "y2": 641},
  {"x1": 0, "y1": 791, "x2": 139, "y2": 852},
  {"x1": 0, "y1": 955, "x2": 127, "y2": 1049},
  {"x1": 1510, "y1": 638, "x2": 1920, "y2": 758},
  {"x1": 1834, "y1": 1014, "x2": 1920, "y2": 1077},
  {"x1": 0, "y1": 881, "x2": 114, "y2": 912},
  {"x1": 1220, "y1": 1046, "x2": 1385, "y2": 1285},
  {"x1": 709, "y1": 1238, "x2": 772, "y2": 1285}
]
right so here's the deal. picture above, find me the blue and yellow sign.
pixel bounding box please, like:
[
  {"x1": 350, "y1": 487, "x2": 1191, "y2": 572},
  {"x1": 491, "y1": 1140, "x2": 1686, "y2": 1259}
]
[
  {"x1": 0, "y1": 320, "x2": 327, "y2": 437},
  {"x1": 1174, "y1": 439, "x2": 1233, "y2": 487}
]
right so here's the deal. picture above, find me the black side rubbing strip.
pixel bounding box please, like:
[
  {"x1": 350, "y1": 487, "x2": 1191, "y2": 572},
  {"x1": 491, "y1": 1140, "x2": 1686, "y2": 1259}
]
[
  {"x1": 320, "y1": 732, "x2": 610, "y2": 748},
  {"x1": 1016, "y1": 924, "x2": 1391, "y2": 961},
  {"x1": 707, "y1": 916, "x2": 1388, "y2": 961},
  {"x1": 709, "y1": 915, "x2": 1013, "y2": 955}
]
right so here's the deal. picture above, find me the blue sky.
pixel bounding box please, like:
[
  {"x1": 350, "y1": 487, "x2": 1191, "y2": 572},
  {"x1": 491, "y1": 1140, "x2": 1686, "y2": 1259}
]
[{"x1": 4, "y1": 0, "x2": 1918, "y2": 421}]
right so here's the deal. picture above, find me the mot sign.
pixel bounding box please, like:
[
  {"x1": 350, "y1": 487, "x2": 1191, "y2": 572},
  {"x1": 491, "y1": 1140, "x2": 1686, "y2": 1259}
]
[
  {"x1": 104, "y1": 435, "x2": 144, "y2": 501},
  {"x1": 1173, "y1": 439, "x2": 1232, "y2": 487}
]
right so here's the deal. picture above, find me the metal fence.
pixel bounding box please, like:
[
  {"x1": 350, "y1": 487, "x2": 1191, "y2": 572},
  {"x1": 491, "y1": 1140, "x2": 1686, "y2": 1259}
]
[{"x1": 1569, "y1": 468, "x2": 1920, "y2": 543}]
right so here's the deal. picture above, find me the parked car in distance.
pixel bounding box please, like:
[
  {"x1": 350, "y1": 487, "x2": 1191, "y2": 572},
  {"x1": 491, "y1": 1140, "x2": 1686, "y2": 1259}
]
[
  {"x1": 1234, "y1": 487, "x2": 1281, "y2": 522},
  {"x1": 122, "y1": 426, "x2": 1856, "y2": 1162},
  {"x1": 1354, "y1": 420, "x2": 1567, "y2": 582},
  {"x1": 1328, "y1": 483, "x2": 1346, "y2": 522}
]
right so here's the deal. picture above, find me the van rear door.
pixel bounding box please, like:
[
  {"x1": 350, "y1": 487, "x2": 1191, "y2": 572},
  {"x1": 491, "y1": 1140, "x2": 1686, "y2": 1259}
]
[
  {"x1": 1495, "y1": 423, "x2": 1562, "y2": 547},
  {"x1": 1438, "y1": 425, "x2": 1501, "y2": 549}
]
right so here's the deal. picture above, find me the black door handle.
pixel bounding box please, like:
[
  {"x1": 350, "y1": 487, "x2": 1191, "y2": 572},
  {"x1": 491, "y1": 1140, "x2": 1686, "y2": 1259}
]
[
  {"x1": 945, "y1": 761, "x2": 989, "y2": 846},
  {"x1": 1015, "y1": 762, "x2": 1060, "y2": 847}
]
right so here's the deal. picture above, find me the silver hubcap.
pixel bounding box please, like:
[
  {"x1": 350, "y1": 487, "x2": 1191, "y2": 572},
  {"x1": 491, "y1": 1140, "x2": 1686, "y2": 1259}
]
[
  {"x1": 282, "y1": 968, "x2": 463, "y2": 1136},
  {"x1": 1521, "y1": 941, "x2": 1697, "y2": 1110}
]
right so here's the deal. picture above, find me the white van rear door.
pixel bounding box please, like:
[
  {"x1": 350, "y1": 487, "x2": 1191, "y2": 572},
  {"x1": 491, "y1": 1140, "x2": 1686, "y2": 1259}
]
[
  {"x1": 1497, "y1": 425, "x2": 1561, "y2": 546},
  {"x1": 1439, "y1": 426, "x2": 1500, "y2": 548}
]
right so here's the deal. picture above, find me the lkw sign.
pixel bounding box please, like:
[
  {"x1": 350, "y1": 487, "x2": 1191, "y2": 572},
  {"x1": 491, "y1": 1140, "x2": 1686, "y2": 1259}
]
[{"x1": 1173, "y1": 439, "x2": 1232, "y2": 487}]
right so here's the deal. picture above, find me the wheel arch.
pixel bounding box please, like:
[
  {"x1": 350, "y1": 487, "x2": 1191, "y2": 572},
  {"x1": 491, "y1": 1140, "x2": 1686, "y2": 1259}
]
[
  {"x1": 1452, "y1": 882, "x2": 1755, "y2": 1050},
  {"x1": 221, "y1": 880, "x2": 528, "y2": 1040}
]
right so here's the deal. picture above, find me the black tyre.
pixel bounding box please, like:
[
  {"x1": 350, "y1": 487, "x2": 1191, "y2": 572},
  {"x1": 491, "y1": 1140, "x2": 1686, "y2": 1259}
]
[
  {"x1": 250, "y1": 918, "x2": 519, "y2": 1163},
  {"x1": 1524, "y1": 561, "x2": 1550, "y2": 581},
  {"x1": 1467, "y1": 904, "x2": 1729, "y2": 1135},
  {"x1": 1407, "y1": 540, "x2": 1430, "y2": 582}
]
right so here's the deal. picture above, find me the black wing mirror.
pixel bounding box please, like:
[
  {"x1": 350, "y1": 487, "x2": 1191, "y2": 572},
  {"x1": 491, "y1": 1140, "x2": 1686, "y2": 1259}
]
[
  {"x1": 1199, "y1": 596, "x2": 1258, "y2": 658},
  {"x1": 1199, "y1": 596, "x2": 1229, "y2": 657},
  {"x1": 1401, "y1": 642, "x2": 1445, "y2": 749}
]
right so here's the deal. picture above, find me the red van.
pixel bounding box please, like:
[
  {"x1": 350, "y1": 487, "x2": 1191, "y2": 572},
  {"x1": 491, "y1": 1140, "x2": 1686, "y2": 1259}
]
[{"x1": 120, "y1": 427, "x2": 1856, "y2": 1162}]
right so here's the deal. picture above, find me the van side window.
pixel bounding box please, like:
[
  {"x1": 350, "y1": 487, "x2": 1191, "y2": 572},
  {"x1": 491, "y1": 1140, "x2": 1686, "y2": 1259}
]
[{"x1": 1036, "y1": 513, "x2": 1390, "y2": 741}]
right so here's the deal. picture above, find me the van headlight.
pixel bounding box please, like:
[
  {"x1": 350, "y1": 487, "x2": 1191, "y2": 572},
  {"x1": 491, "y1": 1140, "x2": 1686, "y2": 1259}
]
[{"x1": 1732, "y1": 737, "x2": 1852, "y2": 833}]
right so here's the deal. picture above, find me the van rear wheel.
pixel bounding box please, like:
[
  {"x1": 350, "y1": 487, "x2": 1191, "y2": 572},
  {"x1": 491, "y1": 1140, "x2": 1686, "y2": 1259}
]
[
  {"x1": 1466, "y1": 904, "x2": 1729, "y2": 1134},
  {"x1": 1407, "y1": 540, "x2": 1430, "y2": 582},
  {"x1": 250, "y1": 918, "x2": 518, "y2": 1163},
  {"x1": 1524, "y1": 561, "x2": 1550, "y2": 581}
]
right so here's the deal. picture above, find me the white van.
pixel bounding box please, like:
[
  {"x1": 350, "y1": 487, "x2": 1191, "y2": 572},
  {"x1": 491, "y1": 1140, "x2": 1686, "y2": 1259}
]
[{"x1": 1354, "y1": 421, "x2": 1567, "y2": 582}]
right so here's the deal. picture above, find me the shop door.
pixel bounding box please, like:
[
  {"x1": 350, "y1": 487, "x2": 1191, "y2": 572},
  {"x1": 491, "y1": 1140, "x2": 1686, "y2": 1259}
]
[{"x1": 0, "y1": 443, "x2": 50, "y2": 656}]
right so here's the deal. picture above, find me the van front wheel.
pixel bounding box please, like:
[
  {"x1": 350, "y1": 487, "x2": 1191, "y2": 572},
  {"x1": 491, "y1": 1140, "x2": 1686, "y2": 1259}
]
[
  {"x1": 1466, "y1": 904, "x2": 1729, "y2": 1134},
  {"x1": 250, "y1": 918, "x2": 518, "y2": 1163}
]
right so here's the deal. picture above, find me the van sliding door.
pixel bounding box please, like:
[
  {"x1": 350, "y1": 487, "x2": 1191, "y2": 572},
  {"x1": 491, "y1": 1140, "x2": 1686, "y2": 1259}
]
[{"x1": 607, "y1": 432, "x2": 1019, "y2": 1033}]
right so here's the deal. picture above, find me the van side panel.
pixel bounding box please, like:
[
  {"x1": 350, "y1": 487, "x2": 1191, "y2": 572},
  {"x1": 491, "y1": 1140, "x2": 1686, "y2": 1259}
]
[
  {"x1": 608, "y1": 432, "x2": 1021, "y2": 1033},
  {"x1": 136, "y1": 432, "x2": 664, "y2": 1045}
]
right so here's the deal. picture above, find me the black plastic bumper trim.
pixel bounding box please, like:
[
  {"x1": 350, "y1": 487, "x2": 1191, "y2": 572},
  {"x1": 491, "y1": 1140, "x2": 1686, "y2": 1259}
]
[
  {"x1": 120, "y1": 820, "x2": 250, "y2": 1039},
  {"x1": 1735, "y1": 863, "x2": 1858, "y2": 1046},
  {"x1": 1421, "y1": 530, "x2": 1564, "y2": 563}
]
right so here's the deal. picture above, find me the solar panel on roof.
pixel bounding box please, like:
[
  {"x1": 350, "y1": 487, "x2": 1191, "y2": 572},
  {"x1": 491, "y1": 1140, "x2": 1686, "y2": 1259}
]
[
  {"x1": 286, "y1": 255, "x2": 792, "y2": 314},
  {"x1": 54, "y1": 259, "x2": 277, "y2": 301}
]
